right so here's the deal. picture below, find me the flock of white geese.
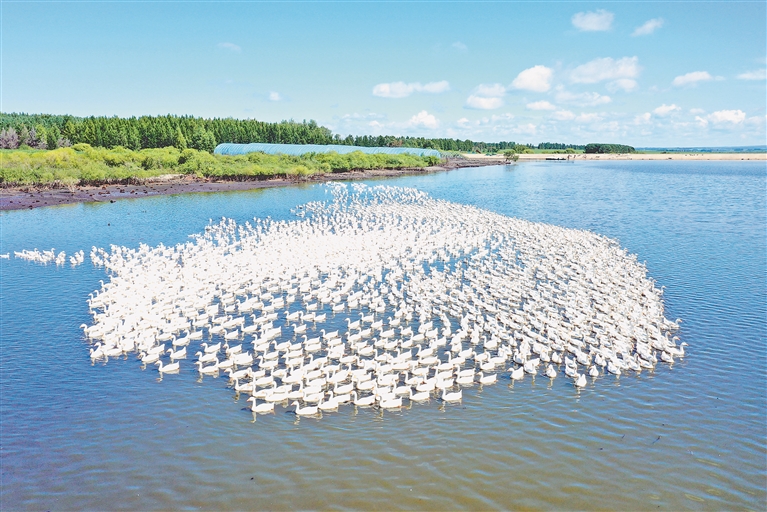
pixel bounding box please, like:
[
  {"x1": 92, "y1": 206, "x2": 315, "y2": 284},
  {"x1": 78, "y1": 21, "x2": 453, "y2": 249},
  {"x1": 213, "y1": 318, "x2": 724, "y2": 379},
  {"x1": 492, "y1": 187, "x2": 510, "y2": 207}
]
[{"x1": 76, "y1": 183, "x2": 684, "y2": 417}]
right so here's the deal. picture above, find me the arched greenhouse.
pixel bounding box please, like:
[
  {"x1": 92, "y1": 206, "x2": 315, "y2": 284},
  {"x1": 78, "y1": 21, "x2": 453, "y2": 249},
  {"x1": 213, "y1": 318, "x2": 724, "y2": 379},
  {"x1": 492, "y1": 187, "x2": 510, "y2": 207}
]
[{"x1": 214, "y1": 143, "x2": 442, "y2": 158}]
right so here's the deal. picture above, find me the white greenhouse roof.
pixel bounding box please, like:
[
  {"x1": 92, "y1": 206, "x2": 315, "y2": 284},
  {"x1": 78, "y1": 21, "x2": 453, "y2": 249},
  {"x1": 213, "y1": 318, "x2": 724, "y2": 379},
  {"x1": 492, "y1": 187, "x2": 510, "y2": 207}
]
[{"x1": 214, "y1": 143, "x2": 442, "y2": 158}]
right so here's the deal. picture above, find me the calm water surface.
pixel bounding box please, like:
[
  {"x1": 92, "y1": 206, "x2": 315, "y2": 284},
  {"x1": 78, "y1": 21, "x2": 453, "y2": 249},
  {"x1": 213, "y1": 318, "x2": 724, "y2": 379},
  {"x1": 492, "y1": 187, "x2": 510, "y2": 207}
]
[{"x1": 1, "y1": 161, "x2": 765, "y2": 510}]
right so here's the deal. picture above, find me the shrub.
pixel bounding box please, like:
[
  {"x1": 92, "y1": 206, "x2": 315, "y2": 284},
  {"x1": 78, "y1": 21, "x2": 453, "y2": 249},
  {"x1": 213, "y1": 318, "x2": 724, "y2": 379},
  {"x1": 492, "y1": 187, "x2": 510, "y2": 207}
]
[
  {"x1": 72, "y1": 143, "x2": 92, "y2": 152},
  {"x1": 0, "y1": 146, "x2": 436, "y2": 186}
]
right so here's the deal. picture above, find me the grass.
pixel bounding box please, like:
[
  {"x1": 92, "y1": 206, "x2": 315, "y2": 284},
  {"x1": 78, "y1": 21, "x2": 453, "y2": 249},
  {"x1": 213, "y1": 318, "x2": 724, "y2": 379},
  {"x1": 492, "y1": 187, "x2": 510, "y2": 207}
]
[{"x1": 0, "y1": 144, "x2": 441, "y2": 187}]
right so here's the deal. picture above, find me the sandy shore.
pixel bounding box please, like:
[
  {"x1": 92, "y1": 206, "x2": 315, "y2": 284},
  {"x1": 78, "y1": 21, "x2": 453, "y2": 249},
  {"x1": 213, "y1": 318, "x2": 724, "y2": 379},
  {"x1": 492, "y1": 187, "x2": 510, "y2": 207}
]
[
  {"x1": 463, "y1": 152, "x2": 767, "y2": 162},
  {"x1": 2, "y1": 153, "x2": 763, "y2": 211}
]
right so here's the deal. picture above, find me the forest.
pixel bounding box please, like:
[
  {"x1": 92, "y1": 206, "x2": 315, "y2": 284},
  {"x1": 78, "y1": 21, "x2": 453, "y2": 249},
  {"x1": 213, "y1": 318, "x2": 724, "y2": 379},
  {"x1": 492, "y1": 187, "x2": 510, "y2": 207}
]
[{"x1": 0, "y1": 113, "x2": 572, "y2": 154}]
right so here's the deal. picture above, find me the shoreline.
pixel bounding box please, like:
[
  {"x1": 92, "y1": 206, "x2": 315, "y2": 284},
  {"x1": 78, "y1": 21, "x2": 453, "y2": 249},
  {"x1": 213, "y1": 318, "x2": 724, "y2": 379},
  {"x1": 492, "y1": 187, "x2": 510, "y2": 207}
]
[
  {"x1": 2, "y1": 153, "x2": 763, "y2": 211},
  {"x1": 0, "y1": 159, "x2": 499, "y2": 211},
  {"x1": 465, "y1": 152, "x2": 767, "y2": 162}
]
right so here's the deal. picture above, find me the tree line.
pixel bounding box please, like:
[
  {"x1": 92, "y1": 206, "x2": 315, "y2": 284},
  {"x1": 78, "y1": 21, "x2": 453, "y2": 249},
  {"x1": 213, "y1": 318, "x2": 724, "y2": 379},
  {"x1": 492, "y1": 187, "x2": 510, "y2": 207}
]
[
  {"x1": 537, "y1": 142, "x2": 585, "y2": 150},
  {"x1": 0, "y1": 112, "x2": 586, "y2": 154},
  {"x1": 584, "y1": 143, "x2": 636, "y2": 154}
]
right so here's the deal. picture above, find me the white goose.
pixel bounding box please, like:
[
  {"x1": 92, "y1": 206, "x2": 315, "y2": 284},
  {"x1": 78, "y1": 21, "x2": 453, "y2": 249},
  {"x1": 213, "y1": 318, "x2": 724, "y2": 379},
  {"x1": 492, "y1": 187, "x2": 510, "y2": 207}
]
[
  {"x1": 247, "y1": 397, "x2": 275, "y2": 414},
  {"x1": 478, "y1": 372, "x2": 497, "y2": 385},
  {"x1": 510, "y1": 366, "x2": 525, "y2": 381},
  {"x1": 351, "y1": 391, "x2": 376, "y2": 407},
  {"x1": 292, "y1": 400, "x2": 319, "y2": 416},
  {"x1": 441, "y1": 388, "x2": 462, "y2": 402},
  {"x1": 156, "y1": 360, "x2": 180, "y2": 373},
  {"x1": 195, "y1": 360, "x2": 219, "y2": 374}
]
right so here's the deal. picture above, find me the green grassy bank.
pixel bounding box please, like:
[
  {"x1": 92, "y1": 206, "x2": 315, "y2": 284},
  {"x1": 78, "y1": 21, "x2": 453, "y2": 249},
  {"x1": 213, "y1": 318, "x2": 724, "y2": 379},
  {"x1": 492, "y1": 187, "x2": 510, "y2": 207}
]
[{"x1": 0, "y1": 145, "x2": 440, "y2": 187}]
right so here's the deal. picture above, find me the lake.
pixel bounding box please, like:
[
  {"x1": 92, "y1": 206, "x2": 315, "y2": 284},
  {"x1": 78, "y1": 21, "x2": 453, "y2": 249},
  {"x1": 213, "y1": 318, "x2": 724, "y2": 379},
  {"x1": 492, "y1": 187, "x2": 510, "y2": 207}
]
[{"x1": 1, "y1": 161, "x2": 765, "y2": 510}]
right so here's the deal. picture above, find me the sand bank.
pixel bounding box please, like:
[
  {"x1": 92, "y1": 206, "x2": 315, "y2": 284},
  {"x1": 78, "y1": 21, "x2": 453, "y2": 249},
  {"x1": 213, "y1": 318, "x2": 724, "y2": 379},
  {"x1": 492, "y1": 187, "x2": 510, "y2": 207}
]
[{"x1": 462, "y1": 152, "x2": 766, "y2": 162}]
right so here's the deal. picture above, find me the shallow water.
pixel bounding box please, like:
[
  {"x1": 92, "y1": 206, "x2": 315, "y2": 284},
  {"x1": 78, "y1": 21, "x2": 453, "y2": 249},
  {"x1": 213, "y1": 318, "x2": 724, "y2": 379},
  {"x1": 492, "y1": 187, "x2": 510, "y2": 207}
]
[{"x1": 1, "y1": 161, "x2": 765, "y2": 510}]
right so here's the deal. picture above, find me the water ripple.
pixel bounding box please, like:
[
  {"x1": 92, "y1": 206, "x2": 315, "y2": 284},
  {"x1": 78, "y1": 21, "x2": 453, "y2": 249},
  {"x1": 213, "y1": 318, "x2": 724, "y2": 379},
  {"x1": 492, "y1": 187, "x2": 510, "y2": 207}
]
[{"x1": 1, "y1": 161, "x2": 765, "y2": 510}]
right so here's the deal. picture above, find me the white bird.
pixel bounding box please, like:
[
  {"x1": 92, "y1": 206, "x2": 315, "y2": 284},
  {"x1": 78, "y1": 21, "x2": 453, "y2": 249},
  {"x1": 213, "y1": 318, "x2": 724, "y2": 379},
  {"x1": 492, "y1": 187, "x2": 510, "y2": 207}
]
[
  {"x1": 201, "y1": 342, "x2": 222, "y2": 354},
  {"x1": 478, "y1": 372, "x2": 497, "y2": 385},
  {"x1": 545, "y1": 364, "x2": 557, "y2": 379},
  {"x1": 195, "y1": 360, "x2": 219, "y2": 374},
  {"x1": 196, "y1": 351, "x2": 217, "y2": 363},
  {"x1": 441, "y1": 388, "x2": 462, "y2": 402},
  {"x1": 247, "y1": 397, "x2": 275, "y2": 413},
  {"x1": 156, "y1": 360, "x2": 180, "y2": 373},
  {"x1": 292, "y1": 400, "x2": 319, "y2": 416},
  {"x1": 167, "y1": 347, "x2": 186, "y2": 360},
  {"x1": 378, "y1": 395, "x2": 403, "y2": 409},
  {"x1": 351, "y1": 391, "x2": 376, "y2": 407},
  {"x1": 409, "y1": 388, "x2": 430, "y2": 402},
  {"x1": 141, "y1": 351, "x2": 160, "y2": 364},
  {"x1": 510, "y1": 366, "x2": 524, "y2": 381}
]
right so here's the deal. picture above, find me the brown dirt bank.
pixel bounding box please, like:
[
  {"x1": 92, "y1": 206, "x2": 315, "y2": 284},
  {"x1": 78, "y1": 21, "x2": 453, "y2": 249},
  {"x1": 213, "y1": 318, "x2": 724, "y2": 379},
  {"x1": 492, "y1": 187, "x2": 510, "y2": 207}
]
[
  {"x1": 11, "y1": 153, "x2": 759, "y2": 211},
  {"x1": 1, "y1": 159, "x2": 502, "y2": 211}
]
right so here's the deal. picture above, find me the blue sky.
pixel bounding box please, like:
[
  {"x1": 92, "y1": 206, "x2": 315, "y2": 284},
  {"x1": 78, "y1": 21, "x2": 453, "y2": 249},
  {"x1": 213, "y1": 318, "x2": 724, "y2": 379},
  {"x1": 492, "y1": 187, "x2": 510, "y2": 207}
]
[{"x1": 3, "y1": 1, "x2": 766, "y2": 146}]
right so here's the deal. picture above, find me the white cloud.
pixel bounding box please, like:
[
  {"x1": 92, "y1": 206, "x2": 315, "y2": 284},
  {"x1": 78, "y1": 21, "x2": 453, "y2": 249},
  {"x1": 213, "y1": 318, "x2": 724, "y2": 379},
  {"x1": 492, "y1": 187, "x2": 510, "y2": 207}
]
[
  {"x1": 571, "y1": 57, "x2": 640, "y2": 84},
  {"x1": 465, "y1": 83, "x2": 506, "y2": 110},
  {"x1": 632, "y1": 18, "x2": 664, "y2": 36},
  {"x1": 268, "y1": 92, "x2": 282, "y2": 102},
  {"x1": 690, "y1": 108, "x2": 706, "y2": 114},
  {"x1": 474, "y1": 83, "x2": 507, "y2": 97},
  {"x1": 421, "y1": 81, "x2": 451, "y2": 93},
  {"x1": 452, "y1": 41, "x2": 468, "y2": 52},
  {"x1": 634, "y1": 113, "x2": 652, "y2": 124},
  {"x1": 555, "y1": 90, "x2": 612, "y2": 106},
  {"x1": 372, "y1": 80, "x2": 450, "y2": 98},
  {"x1": 407, "y1": 110, "x2": 439, "y2": 129},
  {"x1": 653, "y1": 104, "x2": 681, "y2": 116},
  {"x1": 511, "y1": 65, "x2": 554, "y2": 92},
  {"x1": 607, "y1": 78, "x2": 638, "y2": 92},
  {"x1": 672, "y1": 71, "x2": 717, "y2": 87},
  {"x1": 695, "y1": 116, "x2": 709, "y2": 128},
  {"x1": 575, "y1": 113, "x2": 603, "y2": 123},
  {"x1": 572, "y1": 10, "x2": 614, "y2": 31},
  {"x1": 217, "y1": 42, "x2": 242, "y2": 52},
  {"x1": 526, "y1": 100, "x2": 557, "y2": 111},
  {"x1": 708, "y1": 110, "x2": 746, "y2": 124},
  {"x1": 465, "y1": 95, "x2": 504, "y2": 110},
  {"x1": 456, "y1": 117, "x2": 470, "y2": 126},
  {"x1": 516, "y1": 123, "x2": 537, "y2": 135},
  {"x1": 737, "y1": 69, "x2": 767, "y2": 80},
  {"x1": 373, "y1": 82, "x2": 413, "y2": 98},
  {"x1": 552, "y1": 110, "x2": 576, "y2": 121}
]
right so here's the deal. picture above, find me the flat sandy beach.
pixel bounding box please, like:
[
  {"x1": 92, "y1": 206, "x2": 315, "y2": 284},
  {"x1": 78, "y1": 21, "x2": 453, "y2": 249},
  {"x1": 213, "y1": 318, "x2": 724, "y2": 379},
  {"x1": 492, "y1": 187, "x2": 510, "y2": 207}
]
[
  {"x1": 2, "y1": 153, "x2": 763, "y2": 211},
  {"x1": 464, "y1": 152, "x2": 767, "y2": 162}
]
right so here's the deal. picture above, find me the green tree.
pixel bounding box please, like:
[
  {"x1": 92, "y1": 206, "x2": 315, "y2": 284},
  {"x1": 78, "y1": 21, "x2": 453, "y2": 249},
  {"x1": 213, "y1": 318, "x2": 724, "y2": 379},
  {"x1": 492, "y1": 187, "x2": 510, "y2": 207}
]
[
  {"x1": 172, "y1": 127, "x2": 187, "y2": 150},
  {"x1": 189, "y1": 126, "x2": 216, "y2": 153},
  {"x1": 46, "y1": 125, "x2": 61, "y2": 150},
  {"x1": 18, "y1": 125, "x2": 30, "y2": 147},
  {"x1": 502, "y1": 150, "x2": 519, "y2": 163}
]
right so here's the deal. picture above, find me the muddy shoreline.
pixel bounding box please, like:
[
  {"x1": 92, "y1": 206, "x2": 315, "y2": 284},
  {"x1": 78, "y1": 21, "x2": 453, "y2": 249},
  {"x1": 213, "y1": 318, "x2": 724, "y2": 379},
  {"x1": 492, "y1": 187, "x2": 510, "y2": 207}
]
[
  {"x1": 0, "y1": 158, "x2": 506, "y2": 211},
  {"x1": 6, "y1": 152, "x2": 762, "y2": 211}
]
